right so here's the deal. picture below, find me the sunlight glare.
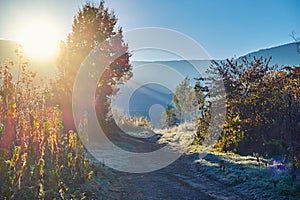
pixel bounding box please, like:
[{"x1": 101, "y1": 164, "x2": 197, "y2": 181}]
[{"x1": 17, "y1": 19, "x2": 61, "y2": 60}]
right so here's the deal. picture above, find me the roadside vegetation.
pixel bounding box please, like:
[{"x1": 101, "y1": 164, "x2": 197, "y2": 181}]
[
  {"x1": 161, "y1": 55, "x2": 300, "y2": 199},
  {"x1": 0, "y1": 58, "x2": 105, "y2": 199},
  {"x1": 194, "y1": 150, "x2": 300, "y2": 199},
  {"x1": 0, "y1": 1, "x2": 131, "y2": 199}
]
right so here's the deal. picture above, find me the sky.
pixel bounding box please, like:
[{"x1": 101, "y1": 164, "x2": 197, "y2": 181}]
[{"x1": 0, "y1": 0, "x2": 299, "y2": 60}]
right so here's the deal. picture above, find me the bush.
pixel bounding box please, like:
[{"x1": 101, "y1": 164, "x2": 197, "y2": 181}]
[{"x1": 0, "y1": 60, "x2": 95, "y2": 199}]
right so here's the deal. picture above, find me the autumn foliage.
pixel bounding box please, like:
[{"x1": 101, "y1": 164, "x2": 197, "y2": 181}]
[
  {"x1": 0, "y1": 57, "x2": 96, "y2": 199},
  {"x1": 195, "y1": 57, "x2": 300, "y2": 163}
]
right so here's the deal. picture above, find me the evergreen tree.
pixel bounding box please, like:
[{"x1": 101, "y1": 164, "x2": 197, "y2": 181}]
[{"x1": 162, "y1": 104, "x2": 178, "y2": 128}]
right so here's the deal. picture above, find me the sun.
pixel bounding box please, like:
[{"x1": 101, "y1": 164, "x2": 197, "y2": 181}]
[{"x1": 17, "y1": 19, "x2": 61, "y2": 60}]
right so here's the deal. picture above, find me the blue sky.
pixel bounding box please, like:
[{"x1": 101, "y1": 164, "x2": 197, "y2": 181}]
[{"x1": 0, "y1": 0, "x2": 299, "y2": 60}]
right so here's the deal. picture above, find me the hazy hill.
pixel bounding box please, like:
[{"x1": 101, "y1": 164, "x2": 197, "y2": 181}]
[
  {"x1": 242, "y1": 42, "x2": 300, "y2": 66},
  {"x1": 0, "y1": 40, "x2": 19, "y2": 61},
  {"x1": 1, "y1": 40, "x2": 299, "y2": 120},
  {"x1": 0, "y1": 40, "x2": 57, "y2": 79},
  {"x1": 1, "y1": 39, "x2": 298, "y2": 81},
  {"x1": 114, "y1": 42, "x2": 300, "y2": 119}
]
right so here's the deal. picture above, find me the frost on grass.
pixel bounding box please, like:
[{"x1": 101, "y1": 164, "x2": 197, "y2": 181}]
[
  {"x1": 194, "y1": 151, "x2": 300, "y2": 200},
  {"x1": 156, "y1": 123, "x2": 195, "y2": 153}
]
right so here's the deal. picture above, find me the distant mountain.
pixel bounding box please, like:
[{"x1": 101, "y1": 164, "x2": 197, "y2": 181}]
[
  {"x1": 242, "y1": 42, "x2": 300, "y2": 66},
  {"x1": 1, "y1": 39, "x2": 298, "y2": 81},
  {"x1": 0, "y1": 40, "x2": 57, "y2": 79},
  {"x1": 112, "y1": 60, "x2": 212, "y2": 121},
  {"x1": 1, "y1": 39, "x2": 299, "y2": 120},
  {"x1": 129, "y1": 83, "x2": 173, "y2": 117},
  {"x1": 114, "y1": 42, "x2": 300, "y2": 119},
  {"x1": 0, "y1": 40, "x2": 19, "y2": 61}
]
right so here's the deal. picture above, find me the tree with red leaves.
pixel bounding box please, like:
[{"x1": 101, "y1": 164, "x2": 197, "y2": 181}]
[{"x1": 53, "y1": 1, "x2": 132, "y2": 132}]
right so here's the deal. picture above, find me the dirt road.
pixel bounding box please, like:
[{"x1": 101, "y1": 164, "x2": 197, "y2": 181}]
[{"x1": 96, "y1": 132, "x2": 252, "y2": 200}]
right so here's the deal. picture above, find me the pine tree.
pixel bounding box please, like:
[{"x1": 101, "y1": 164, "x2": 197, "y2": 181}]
[{"x1": 162, "y1": 104, "x2": 178, "y2": 128}]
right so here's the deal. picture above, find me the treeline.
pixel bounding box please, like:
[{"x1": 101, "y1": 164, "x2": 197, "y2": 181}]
[{"x1": 195, "y1": 56, "x2": 300, "y2": 161}]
